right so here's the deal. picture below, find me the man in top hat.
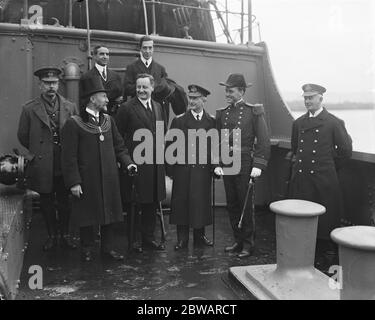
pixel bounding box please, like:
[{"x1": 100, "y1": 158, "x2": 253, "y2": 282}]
[
  {"x1": 61, "y1": 76, "x2": 136, "y2": 262},
  {"x1": 214, "y1": 73, "x2": 270, "y2": 258},
  {"x1": 288, "y1": 84, "x2": 352, "y2": 245},
  {"x1": 116, "y1": 73, "x2": 167, "y2": 252},
  {"x1": 168, "y1": 84, "x2": 216, "y2": 250},
  {"x1": 123, "y1": 36, "x2": 173, "y2": 118},
  {"x1": 17, "y1": 67, "x2": 78, "y2": 251},
  {"x1": 79, "y1": 44, "x2": 123, "y2": 116}
]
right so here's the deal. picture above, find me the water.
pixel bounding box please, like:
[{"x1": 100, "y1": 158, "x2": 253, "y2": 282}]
[{"x1": 292, "y1": 109, "x2": 375, "y2": 154}]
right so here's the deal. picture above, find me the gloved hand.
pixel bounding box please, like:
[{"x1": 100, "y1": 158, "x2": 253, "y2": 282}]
[
  {"x1": 214, "y1": 167, "x2": 224, "y2": 177},
  {"x1": 250, "y1": 167, "x2": 262, "y2": 178},
  {"x1": 127, "y1": 164, "x2": 138, "y2": 176},
  {"x1": 71, "y1": 184, "x2": 83, "y2": 198}
]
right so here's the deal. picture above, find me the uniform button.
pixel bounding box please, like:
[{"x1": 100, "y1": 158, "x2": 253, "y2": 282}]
[
  {"x1": 315, "y1": 129, "x2": 319, "y2": 133},
  {"x1": 313, "y1": 150, "x2": 316, "y2": 153},
  {"x1": 310, "y1": 170, "x2": 314, "y2": 174},
  {"x1": 312, "y1": 160, "x2": 315, "y2": 163},
  {"x1": 239, "y1": 116, "x2": 242, "y2": 119},
  {"x1": 224, "y1": 123, "x2": 227, "y2": 125},
  {"x1": 299, "y1": 169, "x2": 302, "y2": 173},
  {"x1": 299, "y1": 149, "x2": 303, "y2": 153},
  {"x1": 300, "y1": 139, "x2": 304, "y2": 143},
  {"x1": 299, "y1": 159, "x2": 302, "y2": 163},
  {"x1": 237, "y1": 122, "x2": 241, "y2": 125},
  {"x1": 314, "y1": 140, "x2": 318, "y2": 143},
  {"x1": 38, "y1": 155, "x2": 42, "y2": 159},
  {"x1": 301, "y1": 130, "x2": 305, "y2": 133}
]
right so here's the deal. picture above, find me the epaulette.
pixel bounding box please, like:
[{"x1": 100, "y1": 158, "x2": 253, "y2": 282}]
[
  {"x1": 216, "y1": 106, "x2": 229, "y2": 113},
  {"x1": 245, "y1": 102, "x2": 265, "y2": 115},
  {"x1": 24, "y1": 99, "x2": 36, "y2": 106}
]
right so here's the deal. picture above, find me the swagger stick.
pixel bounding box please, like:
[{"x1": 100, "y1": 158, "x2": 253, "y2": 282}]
[
  {"x1": 212, "y1": 175, "x2": 216, "y2": 244},
  {"x1": 158, "y1": 202, "x2": 167, "y2": 244},
  {"x1": 238, "y1": 178, "x2": 255, "y2": 229}
]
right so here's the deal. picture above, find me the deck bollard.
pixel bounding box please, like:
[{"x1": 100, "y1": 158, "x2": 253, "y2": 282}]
[
  {"x1": 331, "y1": 226, "x2": 375, "y2": 300},
  {"x1": 230, "y1": 199, "x2": 339, "y2": 299}
]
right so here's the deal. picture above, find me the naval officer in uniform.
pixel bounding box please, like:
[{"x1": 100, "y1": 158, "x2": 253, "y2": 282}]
[
  {"x1": 288, "y1": 84, "x2": 352, "y2": 241},
  {"x1": 168, "y1": 84, "x2": 216, "y2": 250},
  {"x1": 214, "y1": 73, "x2": 270, "y2": 258}
]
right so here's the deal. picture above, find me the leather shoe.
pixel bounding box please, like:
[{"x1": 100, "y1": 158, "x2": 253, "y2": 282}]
[
  {"x1": 174, "y1": 240, "x2": 188, "y2": 251},
  {"x1": 224, "y1": 242, "x2": 243, "y2": 253},
  {"x1": 237, "y1": 248, "x2": 254, "y2": 259},
  {"x1": 194, "y1": 235, "x2": 213, "y2": 247},
  {"x1": 143, "y1": 240, "x2": 165, "y2": 251},
  {"x1": 81, "y1": 250, "x2": 93, "y2": 262},
  {"x1": 101, "y1": 250, "x2": 124, "y2": 261},
  {"x1": 60, "y1": 235, "x2": 77, "y2": 250},
  {"x1": 43, "y1": 237, "x2": 57, "y2": 251}
]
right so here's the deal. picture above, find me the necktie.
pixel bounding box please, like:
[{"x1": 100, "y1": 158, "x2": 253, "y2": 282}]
[
  {"x1": 146, "y1": 101, "x2": 153, "y2": 119},
  {"x1": 196, "y1": 114, "x2": 200, "y2": 121},
  {"x1": 145, "y1": 61, "x2": 149, "y2": 68},
  {"x1": 102, "y1": 68, "x2": 107, "y2": 81}
]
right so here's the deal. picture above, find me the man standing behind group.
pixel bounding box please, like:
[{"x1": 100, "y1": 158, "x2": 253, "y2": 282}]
[
  {"x1": 289, "y1": 84, "x2": 352, "y2": 243},
  {"x1": 61, "y1": 76, "x2": 136, "y2": 262},
  {"x1": 123, "y1": 36, "x2": 171, "y2": 115},
  {"x1": 214, "y1": 73, "x2": 270, "y2": 259},
  {"x1": 168, "y1": 85, "x2": 216, "y2": 250},
  {"x1": 116, "y1": 73, "x2": 166, "y2": 252},
  {"x1": 80, "y1": 45, "x2": 123, "y2": 116},
  {"x1": 17, "y1": 67, "x2": 78, "y2": 251}
]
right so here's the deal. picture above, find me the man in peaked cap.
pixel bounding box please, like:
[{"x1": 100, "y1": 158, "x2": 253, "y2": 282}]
[
  {"x1": 289, "y1": 83, "x2": 352, "y2": 257},
  {"x1": 61, "y1": 76, "x2": 136, "y2": 262},
  {"x1": 17, "y1": 67, "x2": 78, "y2": 251},
  {"x1": 214, "y1": 73, "x2": 271, "y2": 258},
  {"x1": 168, "y1": 84, "x2": 217, "y2": 250}
]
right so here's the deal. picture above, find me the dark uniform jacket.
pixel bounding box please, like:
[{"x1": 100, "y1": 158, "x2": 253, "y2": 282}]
[
  {"x1": 79, "y1": 67, "x2": 122, "y2": 107},
  {"x1": 115, "y1": 96, "x2": 167, "y2": 204},
  {"x1": 61, "y1": 113, "x2": 132, "y2": 227},
  {"x1": 289, "y1": 108, "x2": 352, "y2": 238},
  {"x1": 168, "y1": 110, "x2": 216, "y2": 228},
  {"x1": 216, "y1": 100, "x2": 270, "y2": 174},
  {"x1": 123, "y1": 58, "x2": 168, "y2": 99},
  {"x1": 17, "y1": 94, "x2": 78, "y2": 193}
]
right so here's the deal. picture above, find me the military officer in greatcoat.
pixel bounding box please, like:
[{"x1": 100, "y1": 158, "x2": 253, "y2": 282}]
[
  {"x1": 214, "y1": 73, "x2": 270, "y2": 258},
  {"x1": 288, "y1": 84, "x2": 352, "y2": 243},
  {"x1": 168, "y1": 84, "x2": 216, "y2": 250},
  {"x1": 17, "y1": 67, "x2": 78, "y2": 251}
]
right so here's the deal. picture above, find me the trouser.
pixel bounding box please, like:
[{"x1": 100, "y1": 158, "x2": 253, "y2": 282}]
[
  {"x1": 176, "y1": 225, "x2": 205, "y2": 242},
  {"x1": 223, "y1": 172, "x2": 255, "y2": 248},
  {"x1": 80, "y1": 223, "x2": 116, "y2": 252},
  {"x1": 140, "y1": 202, "x2": 157, "y2": 243},
  {"x1": 39, "y1": 175, "x2": 70, "y2": 238}
]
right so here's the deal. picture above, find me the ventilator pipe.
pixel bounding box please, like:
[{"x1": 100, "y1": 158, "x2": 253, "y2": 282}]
[
  {"x1": 63, "y1": 62, "x2": 81, "y2": 107},
  {"x1": 270, "y1": 199, "x2": 325, "y2": 278},
  {"x1": 331, "y1": 226, "x2": 375, "y2": 300}
]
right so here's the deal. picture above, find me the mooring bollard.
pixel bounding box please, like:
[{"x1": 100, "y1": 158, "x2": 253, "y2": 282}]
[
  {"x1": 230, "y1": 199, "x2": 339, "y2": 299},
  {"x1": 331, "y1": 226, "x2": 375, "y2": 300}
]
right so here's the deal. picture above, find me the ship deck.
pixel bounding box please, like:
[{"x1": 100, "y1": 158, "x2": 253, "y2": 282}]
[{"x1": 16, "y1": 208, "x2": 334, "y2": 300}]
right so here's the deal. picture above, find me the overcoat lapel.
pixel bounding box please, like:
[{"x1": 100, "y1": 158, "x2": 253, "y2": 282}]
[
  {"x1": 32, "y1": 97, "x2": 51, "y2": 129},
  {"x1": 132, "y1": 98, "x2": 153, "y2": 130}
]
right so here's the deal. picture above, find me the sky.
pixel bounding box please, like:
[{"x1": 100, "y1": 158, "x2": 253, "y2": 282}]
[{"x1": 214, "y1": 0, "x2": 375, "y2": 103}]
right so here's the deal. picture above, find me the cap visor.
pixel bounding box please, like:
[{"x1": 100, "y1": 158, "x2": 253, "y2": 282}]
[{"x1": 302, "y1": 92, "x2": 319, "y2": 97}]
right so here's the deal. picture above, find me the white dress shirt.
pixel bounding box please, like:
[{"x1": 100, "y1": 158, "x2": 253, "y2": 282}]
[
  {"x1": 95, "y1": 63, "x2": 107, "y2": 81},
  {"x1": 140, "y1": 55, "x2": 153, "y2": 68},
  {"x1": 191, "y1": 109, "x2": 203, "y2": 120},
  {"x1": 309, "y1": 106, "x2": 324, "y2": 117}
]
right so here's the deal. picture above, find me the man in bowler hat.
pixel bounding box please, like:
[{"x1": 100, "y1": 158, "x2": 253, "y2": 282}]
[
  {"x1": 17, "y1": 67, "x2": 78, "y2": 251},
  {"x1": 61, "y1": 76, "x2": 136, "y2": 262},
  {"x1": 168, "y1": 84, "x2": 216, "y2": 250},
  {"x1": 214, "y1": 73, "x2": 270, "y2": 258}
]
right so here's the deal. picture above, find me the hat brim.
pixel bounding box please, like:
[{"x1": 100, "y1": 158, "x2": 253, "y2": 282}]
[
  {"x1": 83, "y1": 89, "x2": 108, "y2": 98},
  {"x1": 302, "y1": 92, "x2": 320, "y2": 97},
  {"x1": 40, "y1": 77, "x2": 59, "y2": 82},
  {"x1": 219, "y1": 82, "x2": 252, "y2": 88}
]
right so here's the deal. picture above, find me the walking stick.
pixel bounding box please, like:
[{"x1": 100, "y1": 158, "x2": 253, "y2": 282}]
[
  {"x1": 157, "y1": 202, "x2": 167, "y2": 244},
  {"x1": 127, "y1": 168, "x2": 138, "y2": 252},
  {"x1": 238, "y1": 177, "x2": 255, "y2": 229},
  {"x1": 212, "y1": 175, "x2": 216, "y2": 245}
]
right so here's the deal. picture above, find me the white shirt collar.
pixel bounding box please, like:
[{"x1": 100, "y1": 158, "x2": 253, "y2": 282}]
[
  {"x1": 234, "y1": 98, "x2": 244, "y2": 106},
  {"x1": 95, "y1": 63, "x2": 106, "y2": 74},
  {"x1": 309, "y1": 106, "x2": 323, "y2": 117},
  {"x1": 191, "y1": 109, "x2": 204, "y2": 119},
  {"x1": 140, "y1": 55, "x2": 152, "y2": 67},
  {"x1": 138, "y1": 98, "x2": 152, "y2": 110},
  {"x1": 86, "y1": 107, "x2": 99, "y2": 118}
]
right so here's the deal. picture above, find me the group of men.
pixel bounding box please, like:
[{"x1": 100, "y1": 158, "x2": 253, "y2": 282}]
[{"x1": 17, "y1": 35, "x2": 352, "y2": 263}]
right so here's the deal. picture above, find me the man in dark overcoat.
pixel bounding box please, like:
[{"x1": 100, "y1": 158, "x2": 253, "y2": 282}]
[
  {"x1": 168, "y1": 85, "x2": 216, "y2": 250},
  {"x1": 17, "y1": 67, "x2": 78, "y2": 251},
  {"x1": 289, "y1": 84, "x2": 352, "y2": 240},
  {"x1": 116, "y1": 73, "x2": 167, "y2": 252},
  {"x1": 80, "y1": 45, "x2": 123, "y2": 116},
  {"x1": 61, "y1": 76, "x2": 136, "y2": 262},
  {"x1": 215, "y1": 74, "x2": 271, "y2": 258}
]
